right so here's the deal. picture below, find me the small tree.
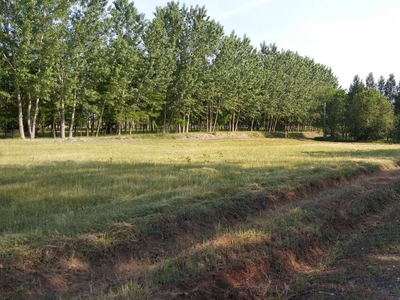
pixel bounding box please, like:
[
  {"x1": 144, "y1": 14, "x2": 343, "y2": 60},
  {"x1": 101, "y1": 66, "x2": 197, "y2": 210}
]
[{"x1": 347, "y1": 89, "x2": 394, "y2": 140}]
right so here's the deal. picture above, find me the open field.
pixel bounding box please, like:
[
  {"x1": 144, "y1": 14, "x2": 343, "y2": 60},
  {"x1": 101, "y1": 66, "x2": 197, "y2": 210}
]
[{"x1": 1, "y1": 132, "x2": 400, "y2": 299}]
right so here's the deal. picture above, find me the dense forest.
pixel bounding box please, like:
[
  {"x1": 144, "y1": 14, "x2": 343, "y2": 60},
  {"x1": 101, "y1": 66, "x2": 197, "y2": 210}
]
[{"x1": 0, "y1": 0, "x2": 399, "y2": 140}]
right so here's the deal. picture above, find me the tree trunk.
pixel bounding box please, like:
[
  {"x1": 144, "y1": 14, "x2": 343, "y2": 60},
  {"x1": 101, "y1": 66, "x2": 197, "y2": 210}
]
[
  {"x1": 273, "y1": 117, "x2": 278, "y2": 132},
  {"x1": 90, "y1": 114, "x2": 94, "y2": 136},
  {"x1": 206, "y1": 103, "x2": 210, "y2": 132},
  {"x1": 31, "y1": 98, "x2": 40, "y2": 138},
  {"x1": 96, "y1": 100, "x2": 106, "y2": 137},
  {"x1": 27, "y1": 97, "x2": 32, "y2": 136},
  {"x1": 68, "y1": 91, "x2": 77, "y2": 138},
  {"x1": 52, "y1": 114, "x2": 57, "y2": 138},
  {"x1": 57, "y1": 73, "x2": 66, "y2": 139},
  {"x1": 235, "y1": 110, "x2": 241, "y2": 132},
  {"x1": 28, "y1": 60, "x2": 42, "y2": 138},
  {"x1": 263, "y1": 111, "x2": 267, "y2": 130},
  {"x1": 163, "y1": 103, "x2": 167, "y2": 133},
  {"x1": 129, "y1": 120, "x2": 133, "y2": 135},
  {"x1": 212, "y1": 109, "x2": 219, "y2": 133},
  {"x1": 17, "y1": 88, "x2": 25, "y2": 139},
  {"x1": 59, "y1": 98, "x2": 65, "y2": 139},
  {"x1": 198, "y1": 117, "x2": 202, "y2": 132},
  {"x1": 186, "y1": 112, "x2": 190, "y2": 133},
  {"x1": 207, "y1": 102, "x2": 213, "y2": 132},
  {"x1": 268, "y1": 117, "x2": 271, "y2": 132},
  {"x1": 86, "y1": 119, "x2": 90, "y2": 137},
  {"x1": 285, "y1": 123, "x2": 288, "y2": 138}
]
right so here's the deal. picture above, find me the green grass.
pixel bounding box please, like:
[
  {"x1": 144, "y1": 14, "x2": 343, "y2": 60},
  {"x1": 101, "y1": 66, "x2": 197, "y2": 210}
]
[
  {"x1": 0, "y1": 136, "x2": 398, "y2": 239},
  {"x1": 1, "y1": 133, "x2": 400, "y2": 298},
  {"x1": 298, "y1": 182, "x2": 400, "y2": 300}
]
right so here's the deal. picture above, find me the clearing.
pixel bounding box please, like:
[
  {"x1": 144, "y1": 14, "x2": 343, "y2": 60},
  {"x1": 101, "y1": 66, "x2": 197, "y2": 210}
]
[{"x1": 1, "y1": 132, "x2": 400, "y2": 299}]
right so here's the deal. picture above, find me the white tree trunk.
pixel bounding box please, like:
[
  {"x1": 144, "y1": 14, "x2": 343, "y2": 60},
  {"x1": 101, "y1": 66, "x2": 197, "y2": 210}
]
[{"x1": 17, "y1": 89, "x2": 25, "y2": 139}]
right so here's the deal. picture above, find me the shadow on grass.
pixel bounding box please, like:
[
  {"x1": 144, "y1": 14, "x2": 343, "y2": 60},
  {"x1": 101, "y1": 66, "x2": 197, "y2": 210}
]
[
  {"x1": 314, "y1": 136, "x2": 400, "y2": 144},
  {"x1": 1, "y1": 150, "x2": 400, "y2": 298},
  {"x1": 2, "y1": 148, "x2": 397, "y2": 237},
  {"x1": 303, "y1": 148, "x2": 400, "y2": 163},
  {"x1": 262, "y1": 131, "x2": 321, "y2": 140}
]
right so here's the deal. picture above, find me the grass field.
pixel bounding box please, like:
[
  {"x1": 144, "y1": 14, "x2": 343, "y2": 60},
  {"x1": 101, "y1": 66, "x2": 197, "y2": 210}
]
[{"x1": 1, "y1": 132, "x2": 400, "y2": 299}]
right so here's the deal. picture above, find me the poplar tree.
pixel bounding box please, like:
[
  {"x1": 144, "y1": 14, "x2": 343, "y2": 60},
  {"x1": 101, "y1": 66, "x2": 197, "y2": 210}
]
[
  {"x1": 0, "y1": 1, "x2": 356, "y2": 138},
  {"x1": 66, "y1": 0, "x2": 109, "y2": 137},
  {"x1": 172, "y1": 5, "x2": 222, "y2": 132},
  {"x1": 1, "y1": 0, "x2": 35, "y2": 138},
  {"x1": 384, "y1": 74, "x2": 397, "y2": 103},
  {"x1": 108, "y1": 0, "x2": 145, "y2": 135},
  {"x1": 196, "y1": 20, "x2": 224, "y2": 132},
  {"x1": 0, "y1": 0, "x2": 73, "y2": 139},
  {"x1": 156, "y1": 2, "x2": 185, "y2": 132},
  {"x1": 348, "y1": 75, "x2": 365, "y2": 100},
  {"x1": 377, "y1": 75, "x2": 386, "y2": 95},
  {"x1": 365, "y1": 72, "x2": 376, "y2": 90}
]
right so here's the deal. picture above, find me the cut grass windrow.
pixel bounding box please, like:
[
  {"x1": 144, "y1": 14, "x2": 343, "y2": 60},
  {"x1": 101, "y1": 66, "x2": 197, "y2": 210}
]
[
  {"x1": 142, "y1": 170, "x2": 400, "y2": 299},
  {"x1": 1, "y1": 135, "x2": 400, "y2": 299}
]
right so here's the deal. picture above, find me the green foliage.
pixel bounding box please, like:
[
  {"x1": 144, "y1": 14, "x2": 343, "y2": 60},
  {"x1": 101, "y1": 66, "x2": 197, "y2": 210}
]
[
  {"x1": 377, "y1": 75, "x2": 386, "y2": 95},
  {"x1": 347, "y1": 75, "x2": 366, "y2": 103},
  {"x1": 0, "y1": 0, "x2": 340, "y2": 138},
  {"x1": 384, "y1": 73, "x2": 397, "y2": 103},
  {"x1": 347, "y1": 89, "x2": 395, "y2": 140},
  {"x1": 365, "y1": 72, "x2": 376, "y2": 90},
  {"x1": 324, "y1": 88, "x2": 347, "y2": 137},
  {"x1": 259, "y1": 43, "x2": 338, "y2": 132},
  {"x1": 0, "y1": 2, "x2": 396, "y2": 140}
]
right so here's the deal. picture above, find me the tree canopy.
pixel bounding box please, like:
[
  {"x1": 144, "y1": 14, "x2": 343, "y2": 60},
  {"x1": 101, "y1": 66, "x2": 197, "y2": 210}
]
[
  {"x1": 0, "y1": 1, "x2": 398, "y2": 141},
  {"x1": 347, "y1": 89, "x2": 394, "y2": 140}
]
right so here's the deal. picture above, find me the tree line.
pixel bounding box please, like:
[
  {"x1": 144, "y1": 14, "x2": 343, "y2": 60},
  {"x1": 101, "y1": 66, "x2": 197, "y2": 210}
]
[
  {"x1": 0, "y1": 0, "x2": 398, "y2": 140},
  {"x1": 325, "y1": 73, "x2": 400, "y2": 141}
]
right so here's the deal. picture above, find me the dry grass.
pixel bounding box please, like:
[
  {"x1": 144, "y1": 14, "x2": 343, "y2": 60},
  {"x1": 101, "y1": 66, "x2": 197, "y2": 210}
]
[{"x1": 1, "y1": 133, "x2": 400, "y2": 299}]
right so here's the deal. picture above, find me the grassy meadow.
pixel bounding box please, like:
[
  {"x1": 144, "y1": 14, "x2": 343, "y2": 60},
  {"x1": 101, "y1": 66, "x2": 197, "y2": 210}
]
[{"x1": 1, "y1": 132, "x2": 400, "y2": 299}]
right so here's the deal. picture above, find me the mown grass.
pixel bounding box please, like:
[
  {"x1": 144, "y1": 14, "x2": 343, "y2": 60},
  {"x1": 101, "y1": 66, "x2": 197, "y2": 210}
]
[
  {"x1": 1, "y1": 133, "x2": 400, "y2": 298},
  {"x1": 102, "y1": 170, "x2": 400, "y2": 300},
  {"x1": 296, "y1": 174, "x2": 400, "y2": 300},
  {"x1": 0, "y1": 135, "x2": 397, "y2": 238}
]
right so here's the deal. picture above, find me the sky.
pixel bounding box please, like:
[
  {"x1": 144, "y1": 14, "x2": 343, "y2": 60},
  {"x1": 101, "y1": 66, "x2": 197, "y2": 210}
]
[{"x1": 131, "y1": 0, "x2": 400, "y2": 89}]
